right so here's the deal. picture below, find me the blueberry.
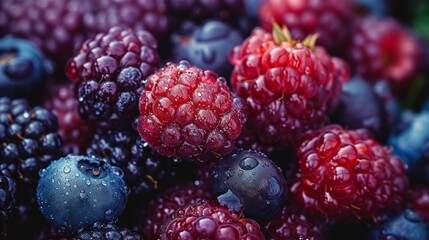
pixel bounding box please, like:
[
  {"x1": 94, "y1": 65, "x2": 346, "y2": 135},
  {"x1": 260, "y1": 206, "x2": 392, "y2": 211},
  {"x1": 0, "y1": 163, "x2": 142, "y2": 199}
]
[
  {"x1": 212, "y1": 149, "x2": 287, "y2": 221},
  {"x1": 170, "y1": 20, "x2": 243, "y2": 79},
  {"x1": 36, "y1": 155, "x2": 128, "y2": 232},
  {"x1": 0, "y1": 37, "x2": 50, "y2": 102},
  {"x1": 368, "y1": 209, "x2": 429, "y2": 240}
]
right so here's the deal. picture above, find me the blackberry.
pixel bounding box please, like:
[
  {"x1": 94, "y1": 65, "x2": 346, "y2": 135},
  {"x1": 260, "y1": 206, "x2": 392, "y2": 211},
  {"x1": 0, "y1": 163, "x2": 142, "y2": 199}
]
[
  {"x1": 75, "y1": 222, "x2": 143, "y2": 240},
  {"x1": 66, "y1": 26, "x2": 160, "y2": 129},
  {"x1": 0, "y1": 171, "x2": 15, "y2": 238}
]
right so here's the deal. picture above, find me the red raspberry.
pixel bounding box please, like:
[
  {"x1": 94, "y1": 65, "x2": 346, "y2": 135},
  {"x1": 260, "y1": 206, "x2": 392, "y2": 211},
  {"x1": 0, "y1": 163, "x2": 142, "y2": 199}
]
[
  {"x1": 263, "y1": 204, "x2": 327, "y2": 240},
  {"x1": 137, "y1": 60, "x2": 245, "y2": 162},
  {"x1": 258, "y1": 0, "x2": 355, "y2": 53},
  {"x1": 230, "y1": 25, "x2": 348, "y2": 151},
  {"x1": 141, "y1": 182, "x2": 213, "y2": 239},
  {"x1": 66, "y1": 26, "x2": 160, "y2": 128},
  {"x1": 347, "y1": 17, "x2": 423, "y2": 92},
  {"x1": 409, "y1": 187, "x2": 429, "y2": 223},
  {"x1": 159, "y1": 201, "x2": 265, "y2": 240},
  {"x1": 290, "y1": 125, "x2": 409, "y2": 221}
]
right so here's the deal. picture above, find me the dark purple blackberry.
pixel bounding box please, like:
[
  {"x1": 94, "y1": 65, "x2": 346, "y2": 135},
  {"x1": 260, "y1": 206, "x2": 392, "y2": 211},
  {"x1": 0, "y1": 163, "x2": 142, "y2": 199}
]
[
  {"x1": 75, "y1": 222, "x2": 144, "y2": 240},
  {"x1": 0, "y1": 37, "x2": 49, "y2": 103},
  {"x1": 170, "y1": 20, "x2": 243, "y2": 79},
  {"x1": 0, "y1": 171, "x2": 15, "y2": 238},
  {"x1": 83, "y1": 0, "x2": 172, "y2": 41},
  {"x1": 66, "y1": 26, "x2": 160, "y2": 129},
  {"x1": 0, "y1": 0, "x2": 91, "y2": 74}
]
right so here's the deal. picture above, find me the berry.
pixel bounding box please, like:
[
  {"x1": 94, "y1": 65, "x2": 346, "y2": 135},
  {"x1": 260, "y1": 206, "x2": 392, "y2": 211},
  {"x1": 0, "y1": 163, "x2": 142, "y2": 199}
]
[
  {"x1": 290, "y1": 124, "x2": 409, "y2": 220},
  {"x1": 44, "y1": 83, "x2": 92, "y2": 155},
  {"x1": 159, "y1": 201, "x2": 265, "y2": 239},
  {"x1": 212, "y1": 149, "x2": 287, "y2": 221},
  {"x1": 75, "y1": 222, "x2": 143, "y2": 240},
  {"x1": 354, "y1": 0, "x2": 388, "y2": 16},
  {"x1": 409, "y1": 187, "x2": 429, "y2": 223},
  {"x1": 0, "y1": 0, "x2": 91, "y2": 72},
  {"x1": 66, "y1": 26, "x2": 160, "y2": 128},
  {"x1": 170, "y1": 20, "x2": 243, "y2": 79},
  {"x1": 331, "y1": 76, "x2": 389, "y2": 143},
  {"x1": 347, "y1": 16, "x2": 423, "y2": 92},
  {"x1": 87, "y1": 127, "x2": 195, "y2": 196},
  {"x1": 263, "y1": 204, "x2": 327, "y2": 240},
  {"x1": 0, "y1": 37, "x2": 49, "y2": 102},
  {"x1": 368, "y1": 209, "x2": 429, "y2": 240},
  {"x1": 137, "y1": 60, "x2": 245, "y2": 162},
  {"x1": 230, "y1": 25, "x2": 348, "y2": 150},
  {"x1": 141, "y1": 181, "x2": 213, "y2": 239},
  {"x1": 258, "y1": 0, "x2": 355, "y2": 53},
  {"x1": 0, "y1": 171, "x2": 16, "y2": 238},
  {"x1": 36, "y1": 155, "x2": 128, "y2": 232}
]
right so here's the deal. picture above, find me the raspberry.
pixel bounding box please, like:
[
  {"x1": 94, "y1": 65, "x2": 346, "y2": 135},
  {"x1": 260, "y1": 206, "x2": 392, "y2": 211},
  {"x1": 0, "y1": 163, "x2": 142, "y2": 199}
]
[
  {"x1": 290, "y1": 124, "x2": 409, "y2": 220},
  {"x1": 137, "y1": 60, "x2": 245, "y2": 162},
  {"x1": 258, "y1": 0, "x2": 355, "y2": 53},
  {"x1": 262, "y1": 204, "x2": 327, "y2": 240},
  {"x1": 44, "y1": 83, "x2": 92, "y2": 155},
  {"x1": 140, "y1": 182, "x2": 213, "y2": 239},
  {"x1": 159, "y1": 201, "x2": 265, "y2": 239},
  {"x1": 66, "y1": 26, "x2": 160, "y2": 128},
  {"x1": 230, "y1": 25, "x2": 348, "y2": 151},
  {"x1": 347, "y1": 17, "x2": 423, "y2": 92},
  {"x1": 0, "y1": 0, "x2": 91, "y2": 73}
]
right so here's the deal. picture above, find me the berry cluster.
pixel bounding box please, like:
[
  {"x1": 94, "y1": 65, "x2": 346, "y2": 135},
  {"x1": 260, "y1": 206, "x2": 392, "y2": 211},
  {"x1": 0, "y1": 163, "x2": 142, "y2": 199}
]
[{"x1": 1, "y1": 0, "x2": 429, "y2": 239}]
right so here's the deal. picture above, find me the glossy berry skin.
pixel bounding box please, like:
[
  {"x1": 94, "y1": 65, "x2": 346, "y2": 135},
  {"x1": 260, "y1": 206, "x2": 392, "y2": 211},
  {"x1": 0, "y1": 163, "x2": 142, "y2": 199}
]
[
  {"x1": 66, "y1": 26, "x2": 160, "y2": 129},
  {"x1": 290, "y1": 124, "x2": 409, "y2": 221},
  {"x1": 258, "y1": 0, "x2": 355, "y2": 53},
  {"x1": 0, "y1": 170, "x2": 16, "y2": 238},
  {"x1": 368, "y1": 209, "x2": 429, "y2": 240},
  {"x1": 36, "y1": 155, "x2": 128, "y2": 232},
  {"x1": 263, "y1": 205, "x2": 327, "y2": 240},
  {"x1": 331, "y1": 76, "x2": 389, "y2": 143},
  {"x1": 388, "y1": 111, "x2": 429, "y2": 182},
  {"x1": 141, "y1": 182, "x2": 213, "y2": 239},
  {"x1": 138, "y1": 61, "x2": 245, "y2": 162},
  {"x1": 75, "y1": 222, "x2": 143, "y2": 240},
  {"x1": 170, "y1": 20, "x2": 243, "y2": 79},
  {"x1": 212, "y1": 149, "x2": 287, "y2": 221},
  {"x1": 0, "y1": 37, "x2": 48, "y2": 102},
  {"x1": 409, "y1": 187, "x2": 429, "y2": 223},
  {"x1": 159, "y1": 201, "x2": 265, "y2": 240},
  {"x1": 347, "y1": 17, "x2": 423, "y2": 92},
  {"x1": 230, "y1": 27, "x2": 348, "y2": 150}
]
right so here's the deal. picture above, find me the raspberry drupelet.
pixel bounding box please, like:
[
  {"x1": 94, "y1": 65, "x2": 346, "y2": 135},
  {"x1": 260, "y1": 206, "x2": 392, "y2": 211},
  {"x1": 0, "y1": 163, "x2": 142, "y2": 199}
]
[
  {"x1": 137, "y1": 60, "x2": 246, "y2": 162},
  {"x1": 230, "y1": 24, "x2": 348, "y2": 152},
  {"x1": 66, "y1": 26, "x2": 160, "y2": 129},
  {"x1": 290, "y1": 124, "x2": 409, "y2": 221}
]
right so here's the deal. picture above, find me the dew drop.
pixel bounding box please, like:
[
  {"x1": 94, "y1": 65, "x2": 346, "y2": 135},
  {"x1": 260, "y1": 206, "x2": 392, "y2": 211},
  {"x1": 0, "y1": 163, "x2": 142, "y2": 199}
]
[
  {"x1": 105, "y1": 209, "x2": 113, "y2": 219},
  {"x1": 79, "y1": 191, "x2": 89, "y2": 201},
  {"x1": 101, "y1": 180, "x2": 107, "y2": 186},
  {"x1": 75, "y1": 172, "x2": 80, "y2": 177},
  {"x1": 237, "y1": 170, "x2": 243, "y2": 177},
  {"x1": 38, "y1": 168, "x2": 47, "y2": 177},
  {"x1": 65, "y1": 182, "x2": 71, "y2": 187},
  {"x1": 111, "y1": 166, "x2": 124, "y2": 178},
  {"x1": 239, "y1": 157, "x2": 259, "y2": 170},
  {"x1": 177, "y1": 60, "x2": 191, "y2": 71},
  {"x1": 225, "y1": 171, "x2": 232, "y2": 179},
  {"x1": 63, "y1": 166, "x2": 71, "y2": 173},
  {"x1": 86, "y1": 180, "x2": 91, "y2": 186}
]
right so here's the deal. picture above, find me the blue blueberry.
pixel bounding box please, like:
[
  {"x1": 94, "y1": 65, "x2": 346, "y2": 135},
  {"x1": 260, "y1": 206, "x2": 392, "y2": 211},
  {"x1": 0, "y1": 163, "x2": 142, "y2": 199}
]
[
  {"x1": 369, "y1": 209, "x2": 429, "y2": 240},
  {"x1": 244, "y1": 0, "x2": 261, "y2": 18},
  {"x1": 36, "y1": 155, "x2": 128, "y2": 232},
  {"x1": 0, "y1": 37, "x2": 50, "y2": 102},
  {"x1": 212, "y1": 149, "x2": 287, "y2": 221},
  {"x1": 170, "y1": 20, "x2": 243, "y2": 79},
  {"x1": 355, "y1": 0, "x2": 388, "y2": 16}
]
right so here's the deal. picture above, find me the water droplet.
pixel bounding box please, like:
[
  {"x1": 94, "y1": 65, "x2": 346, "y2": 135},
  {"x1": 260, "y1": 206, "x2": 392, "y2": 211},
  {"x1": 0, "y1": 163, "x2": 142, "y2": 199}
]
[
  {"x1": 63, "y1": 166, "x2": 71, "y2": 173},
  {"x1": 38, "y1": 168, "x2": 47, "y2": 177},
  {"x1": 225, "y1": 171, "x2": 232, "y2": 179},
  {"x1": 79, "y1": 191, "x2": 89, "y2": 201},
  {"x1": 86, "y1": 180, "x2": 91, "y2": 186},
  {"x1": 65, "y1": 182, "x2": 71, "y2": 187},
  {"x1": 237, "y1": 170, "x2": 243, "y2": 177},
  {"x1": 177, "y1": 60, "x2": 191, "y2": 71},
  {"x1": 111, "y1": 166, "x2": 124, "y2": 178},
  {"x1": 105, "y1": 209, "x2": 113, "y2": 220},
  {"x1": 75, "y1": 172, "x2": 80, "y2": 177},
  {"x1": 239, "y1": 157, "x2": 259, "y2": 170},
  {"x1": 51, "y1": 178, "x2": 55, "y2": 183},
  {"x1": 101, "y1": 180, "x2": 107, "y2": 186},
  {"x1": 65, "y1": 192, "x2": 69, "y2": 196},
  {"x1": 217, "y1": 77, "x2": 227, "y2": 83}
]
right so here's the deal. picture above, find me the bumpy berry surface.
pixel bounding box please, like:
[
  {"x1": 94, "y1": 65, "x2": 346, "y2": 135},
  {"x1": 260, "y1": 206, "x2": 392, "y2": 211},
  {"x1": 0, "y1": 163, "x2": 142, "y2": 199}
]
[
  {"x1": 347, "y1": 16, "x2": 423, "y2": 91},
  {"x1": 36, "y1": 155, "x2": 128, "y2": 232},
  {"x1": 409, "y1": 187, "x2": 429, "y2": 223},
  {"x1": 141, "y1": 181, "x2": 213, "y2": 239},
  {"x1": 66, "y1": 26, "x2": 160, "y2": 128},
  {"x1": 137, "y1": 61, "x2": 245, "y2": 162},
  {"x1": 0, "y1": 0, "x2": 90, "y2": 71},
  {"x1": 170, "y1": 20, "x2": 243, "y2": 79},
  {"x1": 262, "y1": 204, "x2": 327, "y2": 240},
  {"x1": 84, "y1": 0, "x2": 171, "y2": 40},
  {"x1": 212, "y1": 149, "x2": 287, "y2": 221},
  {"x1": 44, "y1": 83, "x2": 91, "y2": 155},
  {"x1": 87, "y1": 127, "x2": 195, "y2": 196},
  {"x1": 0, "y1": 37, "x2": 49, "y2": 102},
  {"x1": 258, "y1": 0, "x2": 355, "y2": 53},
  {"x1": 331, "y1": 76, "x2": 389, "y2": 143},
  {"x1": 75, "y1": 222, "x2": 143, "y2": 240},
  {"x1": 368, "y1": 209, "x2": 429, "y2": 240},
  {"x1": 230, "y1": 27, "x2": 348, "y2": 150},
  {"x1": 290, "y1": 124, "x2": 409, "y2": 220},
  {"x1": 159, "y1": 201, "x2": 265, "y2": 239},
  {"x1": 0, "y1": 171, "x2": 15, "y2": 238}
]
